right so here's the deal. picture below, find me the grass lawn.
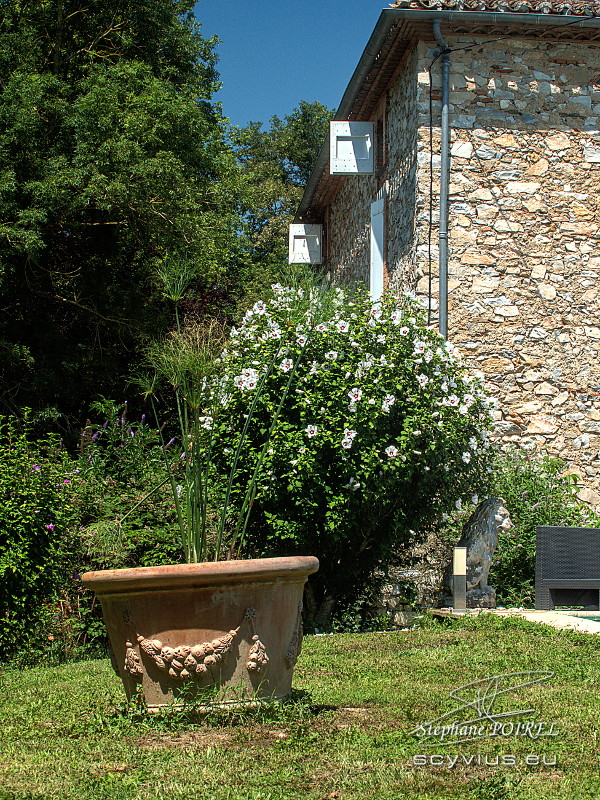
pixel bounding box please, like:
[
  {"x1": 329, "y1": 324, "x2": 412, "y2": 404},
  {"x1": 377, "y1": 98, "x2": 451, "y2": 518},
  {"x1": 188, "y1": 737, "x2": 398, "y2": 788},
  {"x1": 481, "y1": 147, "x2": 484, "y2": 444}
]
[{"x1": 1, "y1": 615, "x2": 599, "y2": 799}]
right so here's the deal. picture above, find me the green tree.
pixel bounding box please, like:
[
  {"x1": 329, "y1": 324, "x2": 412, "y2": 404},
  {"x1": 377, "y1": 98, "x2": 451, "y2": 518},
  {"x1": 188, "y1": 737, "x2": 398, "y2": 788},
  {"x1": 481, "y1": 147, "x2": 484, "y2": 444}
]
[
  {"x1": 0, "y1": 1, "x2": 240, "y2": 423},
  {"x1": 230, "y1": 101, "x2": 333, "y2": 308}
]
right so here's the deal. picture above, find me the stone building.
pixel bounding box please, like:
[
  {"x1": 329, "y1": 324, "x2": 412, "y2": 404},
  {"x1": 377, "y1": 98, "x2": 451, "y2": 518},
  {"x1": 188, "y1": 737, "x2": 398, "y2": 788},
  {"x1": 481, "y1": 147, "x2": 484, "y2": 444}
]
[{"x1": 294, "y1": 1, "x2": 600, "y2": 503}]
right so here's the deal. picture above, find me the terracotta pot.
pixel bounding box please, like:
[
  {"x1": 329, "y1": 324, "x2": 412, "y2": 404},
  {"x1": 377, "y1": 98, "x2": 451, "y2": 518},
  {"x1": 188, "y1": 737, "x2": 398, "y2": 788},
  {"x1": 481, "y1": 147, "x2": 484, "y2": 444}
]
[{"x1": 82, "y1": 556, "x2": 319, "y2": 709}]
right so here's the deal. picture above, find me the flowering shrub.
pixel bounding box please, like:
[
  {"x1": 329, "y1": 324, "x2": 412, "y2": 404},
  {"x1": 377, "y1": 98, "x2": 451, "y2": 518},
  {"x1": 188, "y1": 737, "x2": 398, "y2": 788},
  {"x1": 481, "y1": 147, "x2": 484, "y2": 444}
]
[{"x1": 207, "y1": 285, "x2": 492, "y2": 624}]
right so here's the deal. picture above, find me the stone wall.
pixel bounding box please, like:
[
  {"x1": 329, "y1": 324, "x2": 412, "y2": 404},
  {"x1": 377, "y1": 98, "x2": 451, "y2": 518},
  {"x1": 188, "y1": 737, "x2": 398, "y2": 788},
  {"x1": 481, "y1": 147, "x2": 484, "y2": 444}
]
[
  {"x1": 386, "y1": 46, "x2": 420, "y2": 293},
  {"x1": 326, "y1": 153, "x2": 378, "y2": 287},
  {"x1": 414, "y1": 36, "x2": 600, "y2": 504},
  {"x1": 324, "y1": 32, "x2": 600, "y2": 502}
]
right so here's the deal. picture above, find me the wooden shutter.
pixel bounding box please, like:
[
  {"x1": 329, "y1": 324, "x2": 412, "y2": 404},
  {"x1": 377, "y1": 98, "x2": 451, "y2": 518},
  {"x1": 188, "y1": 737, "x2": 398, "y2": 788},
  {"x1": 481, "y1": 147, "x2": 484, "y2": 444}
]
[
  {"x1": 370, "y1": 197, "x2": 384, "y2": 301},
  {"x1": 288, "y1": 224, "x2": 322, "y2": 264},
  {"x1": 330, "y1": 121, "x2": 375, "y2": 175}
]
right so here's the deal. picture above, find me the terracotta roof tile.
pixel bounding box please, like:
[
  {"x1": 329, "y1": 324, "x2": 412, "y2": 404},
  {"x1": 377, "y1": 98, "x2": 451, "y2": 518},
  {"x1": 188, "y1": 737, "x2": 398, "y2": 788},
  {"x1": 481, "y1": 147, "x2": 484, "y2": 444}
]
[{"x1": 390, "y1": 0, "x2": 600, "y2": 15}]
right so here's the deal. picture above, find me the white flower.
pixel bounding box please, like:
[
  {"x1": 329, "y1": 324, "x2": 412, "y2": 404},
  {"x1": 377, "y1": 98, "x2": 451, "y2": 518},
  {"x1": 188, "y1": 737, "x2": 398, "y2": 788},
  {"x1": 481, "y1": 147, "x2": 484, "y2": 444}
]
[
  {"x1": 399, "y1": 326, "x2": 409, "y2": 336},
  {"x1": 377, "y1": 335, "x2": 386, "y2": 344},
  {"x1": 315, "y1": 323, "x2": 327, "y2": 333},
  {"x1": 336, "y1": 320, "x2": 350, "y2": 333},
  {"x1": 385, "y1": 445, "x2": 399, "y2": 458},
  {"x1": 296, "y1": 334, "x2": 308, "y2": 347},
  {"x1": 271, "y1": 283, "x2": 283, "y2": 293},
  {"x1": 348, "y1": 387, "x2": 363, "y2": 403},
  {"x1": 324, "y1": 350, "x2": 338, "y2": 361},
  {"x1": 371, "y1": 306, "x2": 382, "y2": 320},
  {"x1": 341, "y1": 438, "x2": 353, "y2": 450},
  {"x1": 417, "y1": 374, "x2": 429, "y2": 387},
  {"x1": 253, "y1": 300, "x2": 266, "y2": 315},
  {"x1": 462, "y1": 452, "x2": 471, "y2": 464},
  {"x1": 471, "y1": 494, "x2": 479, "y2": 505},
  {"x1": 446, "y1": 394, "x2": 460, "y2": 407},
  {"x1": 345, "y1": 477, "x2": 361, "y2": 491},
  {"x1": 463, "y1": 394, "x2": 475, "y2": 407},
  {"x1": 469, "y1": 436, "x2": 478, "y2": 451},
  {"x1": 446, "y1": 342, "x2": 459, "y2": 358},
  {"x1": 280, "y1": 358, "x2": 293, "y2": 372},
  {"x1": 343, "y1": 428, "x2": 357, "y2": 440},
  {"x1": 199, "y1": 416, "x2": 213, "y2": 430},
  {"x1": 455, "y1": 498, "x2": 462, "y2": 510},
  {"x1": 305, "y1": 424, "x2": 318, "y2": 438},
  {"x1": 309, "y1": 361, "x2": 318, "y2": 375},
  {"x1": 413, "y1": 340, "x2": 426, "y2": 355},
  {"x1": 391, "y1": 309, "x2": 402, "y2": 325}
]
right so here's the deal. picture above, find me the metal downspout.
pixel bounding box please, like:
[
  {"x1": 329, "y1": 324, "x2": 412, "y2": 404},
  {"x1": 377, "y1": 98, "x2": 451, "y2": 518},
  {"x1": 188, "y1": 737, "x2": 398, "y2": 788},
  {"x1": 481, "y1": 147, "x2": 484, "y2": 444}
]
[{"x1": 433, "y1": 20, "x2": 451, "y2": 340}]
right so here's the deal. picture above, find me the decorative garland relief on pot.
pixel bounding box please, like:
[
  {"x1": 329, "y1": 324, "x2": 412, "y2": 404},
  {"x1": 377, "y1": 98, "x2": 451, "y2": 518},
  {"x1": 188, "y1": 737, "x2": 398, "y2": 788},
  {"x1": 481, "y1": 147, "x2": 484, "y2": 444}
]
[{"x1": 124, "y1": 607, "x2": 269, "y2": 680}]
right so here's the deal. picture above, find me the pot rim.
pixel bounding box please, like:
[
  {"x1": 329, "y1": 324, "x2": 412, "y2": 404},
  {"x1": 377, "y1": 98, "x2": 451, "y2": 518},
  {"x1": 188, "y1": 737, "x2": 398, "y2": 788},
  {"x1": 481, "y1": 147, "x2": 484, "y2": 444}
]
[{"x1": 82, "y1": 555, "x2": 319, "y2": 594}]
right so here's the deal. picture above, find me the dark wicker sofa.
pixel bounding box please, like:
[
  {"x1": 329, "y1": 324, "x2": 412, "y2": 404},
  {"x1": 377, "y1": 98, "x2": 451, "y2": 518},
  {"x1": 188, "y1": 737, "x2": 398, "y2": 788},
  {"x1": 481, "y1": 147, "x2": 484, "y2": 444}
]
[{"x1": 535, "y1": 526, "x2": 600, "y2": 610}]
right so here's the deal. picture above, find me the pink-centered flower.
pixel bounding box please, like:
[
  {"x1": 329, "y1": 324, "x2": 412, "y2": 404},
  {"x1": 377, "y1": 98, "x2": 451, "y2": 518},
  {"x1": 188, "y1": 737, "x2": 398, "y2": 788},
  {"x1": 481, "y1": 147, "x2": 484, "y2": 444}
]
[{"x1": 385, "y1": 445, "x2": 398, "y2": 458}]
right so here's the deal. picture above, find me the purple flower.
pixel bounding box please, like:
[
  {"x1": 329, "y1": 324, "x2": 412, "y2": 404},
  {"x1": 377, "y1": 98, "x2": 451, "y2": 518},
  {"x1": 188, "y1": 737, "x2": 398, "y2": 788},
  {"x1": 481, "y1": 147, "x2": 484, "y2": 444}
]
[
  {"x1": 141, "y1": 414, "x2": 146, "y2": 424},
  {"x1": 63, "y1": 479, "x2": 71, "y2": 485},
  {"x1": 45, "y1": 523, "x2": 55, "y2": 531},
  {"x1": 165, "y1": 438, "x2": 175, "y2": 449},
  {"x1": 32, "y1": 465, "x2": 41, "y2": 471}
]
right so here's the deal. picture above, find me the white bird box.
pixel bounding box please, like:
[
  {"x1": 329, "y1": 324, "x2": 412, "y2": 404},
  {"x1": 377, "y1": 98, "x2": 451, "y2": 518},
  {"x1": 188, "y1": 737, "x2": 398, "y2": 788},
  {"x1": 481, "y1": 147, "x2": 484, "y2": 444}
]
[
  {"x1": 330, "y1": 121, "x2": 375, "y2": 175},
  {"x1": 288, "y1": 223, "x2": 323, "y2": 264}
]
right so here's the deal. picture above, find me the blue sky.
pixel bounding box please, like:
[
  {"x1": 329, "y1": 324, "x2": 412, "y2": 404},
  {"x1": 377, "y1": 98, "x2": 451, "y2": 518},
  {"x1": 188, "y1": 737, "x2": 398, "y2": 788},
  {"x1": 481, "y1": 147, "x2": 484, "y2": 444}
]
[{"x1": 192, "y1": 1, "x2": 388, "y2": 128}]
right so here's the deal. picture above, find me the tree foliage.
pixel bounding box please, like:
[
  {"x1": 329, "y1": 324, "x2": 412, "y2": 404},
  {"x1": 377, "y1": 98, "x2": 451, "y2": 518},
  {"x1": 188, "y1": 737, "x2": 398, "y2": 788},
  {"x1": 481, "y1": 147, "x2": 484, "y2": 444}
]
[
  {"x1": 230, "y1": 101, "x2": 333, "y2": 309},
  {"x1": 0, "y1": 1, "x2": 240, "y2": 421}
]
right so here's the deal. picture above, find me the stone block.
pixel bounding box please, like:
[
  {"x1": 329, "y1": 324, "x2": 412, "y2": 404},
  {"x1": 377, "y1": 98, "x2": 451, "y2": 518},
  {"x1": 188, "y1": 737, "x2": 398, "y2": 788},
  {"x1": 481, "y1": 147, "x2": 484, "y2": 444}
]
[
  {"x1": 545, "y1": 133, "x2": 572, "y2": 150},
  {"x1": 505, "y1": 181, "x2": 541, "y2": 194},
  {"x1": 538, "y1": 284, "x2": 557, "y2": 300}
]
